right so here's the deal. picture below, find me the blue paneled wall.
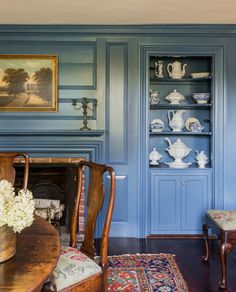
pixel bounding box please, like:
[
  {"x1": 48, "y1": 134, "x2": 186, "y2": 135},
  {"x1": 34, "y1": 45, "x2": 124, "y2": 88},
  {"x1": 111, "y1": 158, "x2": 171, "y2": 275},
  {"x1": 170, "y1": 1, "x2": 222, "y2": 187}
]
[{"x1": 0, "y1": 25, "x2": 236, "y2": 237}]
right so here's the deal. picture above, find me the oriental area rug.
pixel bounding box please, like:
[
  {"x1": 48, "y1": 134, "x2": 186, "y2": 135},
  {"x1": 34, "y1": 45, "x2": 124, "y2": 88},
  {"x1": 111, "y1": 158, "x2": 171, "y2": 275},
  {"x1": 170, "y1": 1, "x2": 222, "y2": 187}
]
[{"x1": 108, "y1": 253, "x2": 189, "y2": 292}]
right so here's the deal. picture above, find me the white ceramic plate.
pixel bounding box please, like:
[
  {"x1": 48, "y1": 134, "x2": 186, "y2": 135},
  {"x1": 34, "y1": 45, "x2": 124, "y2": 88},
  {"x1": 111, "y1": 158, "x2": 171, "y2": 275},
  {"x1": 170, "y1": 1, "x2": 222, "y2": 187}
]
[
  {"x1": 191, "y1": 72, "x2": 210, "y2": 78},
  {"x1": 185, "y1": 117, "x2": 200, "y2": 131}
]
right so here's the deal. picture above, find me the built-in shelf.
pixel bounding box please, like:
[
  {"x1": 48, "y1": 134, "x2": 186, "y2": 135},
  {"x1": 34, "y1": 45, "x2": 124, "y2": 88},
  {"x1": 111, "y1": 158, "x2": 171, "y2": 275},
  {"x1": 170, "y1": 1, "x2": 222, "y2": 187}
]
[
  {"x1": 150, "y1": 131, "x2": 212, "y2": 136},
  {"x1": 150, "y1": 77, "x2": 212, "y2": 84},
  {"x1": 149, "y1": 163, "x2": 212, "y2": 169},
  {"x1": 150, "y1": 104, "x2": 211, "y2": 110}
]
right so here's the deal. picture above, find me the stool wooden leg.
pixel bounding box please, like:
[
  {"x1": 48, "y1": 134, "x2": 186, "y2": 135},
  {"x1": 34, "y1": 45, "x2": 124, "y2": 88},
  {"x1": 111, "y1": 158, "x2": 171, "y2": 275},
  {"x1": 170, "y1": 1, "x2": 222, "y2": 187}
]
[
  {"x1": 218, "y1": 241, "x2": 232, "y2": 290},
  {"x1": 202, "y1": 223, "x2": 210, "y2": 262}
]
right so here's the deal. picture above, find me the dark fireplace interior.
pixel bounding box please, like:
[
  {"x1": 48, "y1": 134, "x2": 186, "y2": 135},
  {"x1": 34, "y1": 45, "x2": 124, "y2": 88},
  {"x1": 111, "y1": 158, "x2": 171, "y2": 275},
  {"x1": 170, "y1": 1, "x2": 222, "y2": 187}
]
[{"x1": 14, "y1": 159, "x2": 85, "y2": 234}]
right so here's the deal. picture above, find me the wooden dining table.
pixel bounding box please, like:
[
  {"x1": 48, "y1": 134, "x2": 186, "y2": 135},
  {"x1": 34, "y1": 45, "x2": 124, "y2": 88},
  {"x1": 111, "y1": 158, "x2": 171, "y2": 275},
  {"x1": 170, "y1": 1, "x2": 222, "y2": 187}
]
[{"x1": 0, "y1": 215, "x2": 61, "y2": 291}]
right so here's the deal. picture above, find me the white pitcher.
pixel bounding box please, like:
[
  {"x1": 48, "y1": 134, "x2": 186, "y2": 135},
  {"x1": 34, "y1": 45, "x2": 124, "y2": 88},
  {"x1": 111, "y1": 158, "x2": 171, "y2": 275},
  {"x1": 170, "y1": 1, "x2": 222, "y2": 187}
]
[
  {"x1": 167, "y1": 61, "x2": 187, "y2": 79},
  {"x1": 168, "y1": 110, "x2": 185, "y2": 132}
]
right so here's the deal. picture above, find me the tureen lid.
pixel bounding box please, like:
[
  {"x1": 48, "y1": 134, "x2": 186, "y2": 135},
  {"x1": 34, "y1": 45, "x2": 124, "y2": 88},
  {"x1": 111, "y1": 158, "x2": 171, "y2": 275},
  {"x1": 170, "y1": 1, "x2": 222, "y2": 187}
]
[{"x1": 166, "y1": 89, "x2": 185, "y2": 100}]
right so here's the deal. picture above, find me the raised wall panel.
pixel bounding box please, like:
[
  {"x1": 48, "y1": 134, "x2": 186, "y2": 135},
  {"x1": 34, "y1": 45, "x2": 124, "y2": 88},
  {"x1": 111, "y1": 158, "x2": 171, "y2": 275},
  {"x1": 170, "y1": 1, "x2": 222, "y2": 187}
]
[
  {"x1": 111, "y1": 175, "x2": 127, "y2": 223},
  {"x1": 106, "y1": 43, "x2": 128, "y2": 165},
  {"x1": 0, "y1": 41, "x2": 98, "y2": 130}
]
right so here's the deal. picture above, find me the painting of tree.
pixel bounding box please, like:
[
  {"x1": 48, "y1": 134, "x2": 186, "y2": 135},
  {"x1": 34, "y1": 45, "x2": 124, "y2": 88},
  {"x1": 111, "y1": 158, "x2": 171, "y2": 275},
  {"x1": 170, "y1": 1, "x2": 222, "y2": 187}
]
[
  {"x1": 33, "y1": 67, "x2": 52, "y2": 103},
  {"x1": 3, "y1": 68, "x2": 29, "y2": 98},
  {"x1": 0, "y1": 55, "x2": 57, "y2": 112}
]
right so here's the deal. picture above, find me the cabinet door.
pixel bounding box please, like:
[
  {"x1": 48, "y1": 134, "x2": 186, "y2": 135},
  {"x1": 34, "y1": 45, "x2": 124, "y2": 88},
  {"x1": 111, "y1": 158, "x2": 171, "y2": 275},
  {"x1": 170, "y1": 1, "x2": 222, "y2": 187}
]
[
  {"x1": 150, "y1": 174, "x2": 181, "y2": 233},
  {"x1": 181, "y1": 175, "x2": 210, "y2": 232}
]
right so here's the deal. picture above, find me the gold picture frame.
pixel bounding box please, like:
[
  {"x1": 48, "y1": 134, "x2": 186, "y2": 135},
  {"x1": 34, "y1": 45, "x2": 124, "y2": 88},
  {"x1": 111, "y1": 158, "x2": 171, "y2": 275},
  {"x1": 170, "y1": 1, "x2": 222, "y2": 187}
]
[{"x1": 0, "y1": 54, "x2": 58, "y2": 112}]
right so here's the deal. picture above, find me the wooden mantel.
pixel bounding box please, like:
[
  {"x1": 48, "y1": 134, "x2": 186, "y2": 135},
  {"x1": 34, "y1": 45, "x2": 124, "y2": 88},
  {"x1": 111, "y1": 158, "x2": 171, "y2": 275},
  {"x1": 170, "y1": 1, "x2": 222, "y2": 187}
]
[{"x1": 14, "y1": 157, "x2": 85, "y2": 164}]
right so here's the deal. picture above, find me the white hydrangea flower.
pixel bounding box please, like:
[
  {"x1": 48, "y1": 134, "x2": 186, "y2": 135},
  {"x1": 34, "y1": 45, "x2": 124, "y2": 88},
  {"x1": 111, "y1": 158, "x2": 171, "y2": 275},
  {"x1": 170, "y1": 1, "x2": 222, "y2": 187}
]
[{"x1": 0, "y1": 180, "x2": 35, "y2": 233}]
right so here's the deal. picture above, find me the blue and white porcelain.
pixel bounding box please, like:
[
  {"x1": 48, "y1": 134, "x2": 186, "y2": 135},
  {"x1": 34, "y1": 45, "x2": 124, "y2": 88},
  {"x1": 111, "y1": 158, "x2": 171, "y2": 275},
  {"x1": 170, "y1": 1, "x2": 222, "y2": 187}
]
[
  {"x1": 150, "y1": 119, "x2": 164, "y2": 132},
  {"x1": 192, "y1": 93, "x2": 210, "y2": 104}
]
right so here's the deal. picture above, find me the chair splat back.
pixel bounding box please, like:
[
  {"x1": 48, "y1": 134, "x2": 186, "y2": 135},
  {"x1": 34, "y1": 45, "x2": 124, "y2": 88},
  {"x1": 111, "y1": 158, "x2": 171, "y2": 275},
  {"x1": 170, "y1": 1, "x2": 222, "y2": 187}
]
[
  {"x1": 83, "y1": 165, "x2": 106, "y2": 257},
  {"x1": 0, "y1": 152, "x2": 29, "y2": 189},
  {"x1": 70, "y1": 161, "x2": 115, "y2": 260}
]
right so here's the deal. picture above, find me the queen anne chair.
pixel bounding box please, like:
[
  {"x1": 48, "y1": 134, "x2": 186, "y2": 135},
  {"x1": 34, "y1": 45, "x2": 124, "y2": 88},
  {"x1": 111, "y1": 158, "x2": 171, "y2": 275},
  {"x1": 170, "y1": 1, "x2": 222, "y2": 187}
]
[
  {"x1": 43, "y1": 160, "x2": 116, "y2": 292},
  {"x1": 0, "y1": 152, "x2": 29, "y2": 189},
  {"x1": 202, "y1": 210, "x2": 236, "y2": 289}
]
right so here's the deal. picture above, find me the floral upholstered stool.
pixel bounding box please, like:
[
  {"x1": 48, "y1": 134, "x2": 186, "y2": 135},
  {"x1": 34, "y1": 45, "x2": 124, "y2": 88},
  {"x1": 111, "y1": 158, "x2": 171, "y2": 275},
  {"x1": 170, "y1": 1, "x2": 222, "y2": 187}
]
[{"x1": 202, "y1": 210, "x2": 236, "y2": 289}]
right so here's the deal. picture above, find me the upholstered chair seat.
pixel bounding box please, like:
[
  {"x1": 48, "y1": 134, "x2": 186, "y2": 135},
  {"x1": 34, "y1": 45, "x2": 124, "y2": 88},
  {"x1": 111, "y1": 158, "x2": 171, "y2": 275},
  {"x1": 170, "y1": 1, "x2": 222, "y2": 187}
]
[
  {"x1": 207, "y1": 210, "x2": 236, "y2": 230},
  {"x1": 52, "y1": 246, "x2": 102, "y2": 291}
]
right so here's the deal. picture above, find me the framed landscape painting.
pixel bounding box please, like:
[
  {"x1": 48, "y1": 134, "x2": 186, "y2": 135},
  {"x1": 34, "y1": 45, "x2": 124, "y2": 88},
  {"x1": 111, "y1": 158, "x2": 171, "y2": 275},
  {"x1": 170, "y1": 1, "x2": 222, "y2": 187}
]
[{"x1": 0, "y1": 55, "x2": 58, "y2": 112}]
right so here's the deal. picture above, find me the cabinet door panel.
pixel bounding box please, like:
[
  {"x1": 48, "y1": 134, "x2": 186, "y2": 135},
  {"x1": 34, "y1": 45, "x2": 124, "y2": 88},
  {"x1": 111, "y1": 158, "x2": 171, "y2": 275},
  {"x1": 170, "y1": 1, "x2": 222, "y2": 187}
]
[
  {"x1": 151, "y1": 175, "x2": 181, "y2": 233},
  {"x1": 181, "y1": 175, "x2": 209, "y2": 231}
]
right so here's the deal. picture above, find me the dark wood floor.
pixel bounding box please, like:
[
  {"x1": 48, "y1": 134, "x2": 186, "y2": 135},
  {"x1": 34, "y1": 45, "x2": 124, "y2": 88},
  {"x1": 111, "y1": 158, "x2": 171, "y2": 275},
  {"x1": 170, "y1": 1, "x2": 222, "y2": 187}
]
[{"x1": 105, "y1": 238, "x2": 236, "y2": 292}]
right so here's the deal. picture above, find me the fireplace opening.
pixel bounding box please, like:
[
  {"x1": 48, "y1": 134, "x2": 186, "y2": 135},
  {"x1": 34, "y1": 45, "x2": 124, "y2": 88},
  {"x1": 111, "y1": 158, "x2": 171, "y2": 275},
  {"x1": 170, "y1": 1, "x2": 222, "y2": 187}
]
[{"x1": 14, "y1": 157, "x2": 85, "y2": 236}]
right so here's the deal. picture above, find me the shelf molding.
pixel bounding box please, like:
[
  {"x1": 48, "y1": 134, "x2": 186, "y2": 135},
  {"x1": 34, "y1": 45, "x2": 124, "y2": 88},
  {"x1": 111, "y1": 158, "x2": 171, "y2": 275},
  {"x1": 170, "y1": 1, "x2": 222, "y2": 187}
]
[
  {"x1": 150, "y1": 104, "x2": 212, "y2": 109},
  {"x1": 0, "y1": 129, "x2": 105, "y2": 137},
  {"x1": 149, "y1": 163, "x2": 212, "y2": 169},
  {"x1": 150, "y1": 77, "x2": 212, "y2": 83},
  {"x1": 150, "y1": 131, "x2": 212, "y2": 136}
]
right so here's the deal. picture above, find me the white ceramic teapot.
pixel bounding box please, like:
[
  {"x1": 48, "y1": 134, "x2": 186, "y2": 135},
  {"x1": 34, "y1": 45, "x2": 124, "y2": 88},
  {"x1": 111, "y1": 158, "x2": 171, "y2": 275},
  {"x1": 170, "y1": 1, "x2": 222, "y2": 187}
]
[
  {"x1": 168, "y1": 110, "x2": 185, "y2": 132},
  {"x1": 165, "y1": 89, "x2": 185, "y2": 104},
  {"x1": 165, "y1": 138, "x2": 192, "y2": 168},
  {"x1": 167, "y1": 61, "x2": 187, "y2": 79},
  {"x1": 149, "y1": 148, "x2": 162, "y2": 165}
]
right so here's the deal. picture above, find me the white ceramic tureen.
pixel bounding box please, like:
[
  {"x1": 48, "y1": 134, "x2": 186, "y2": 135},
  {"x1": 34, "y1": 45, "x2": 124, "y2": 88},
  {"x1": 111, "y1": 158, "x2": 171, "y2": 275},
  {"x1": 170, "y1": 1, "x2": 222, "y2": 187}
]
[
  {"x1": 165, "y1": 90, "x2": 185, "y2": 104},
  {"x1": 165, "y1": 138, "x2": 192, "y2": 168}
]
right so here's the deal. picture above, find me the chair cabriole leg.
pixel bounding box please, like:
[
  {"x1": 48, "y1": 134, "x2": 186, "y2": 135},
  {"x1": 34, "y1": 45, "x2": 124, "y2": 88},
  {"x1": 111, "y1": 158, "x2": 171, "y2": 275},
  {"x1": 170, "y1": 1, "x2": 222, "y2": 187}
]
[
  {"x1": 218, "y1": 241, "x2": 232, "y2": 290},
  {"x1": 202, "y1": 223, "x2": 210, "y2": 262}
]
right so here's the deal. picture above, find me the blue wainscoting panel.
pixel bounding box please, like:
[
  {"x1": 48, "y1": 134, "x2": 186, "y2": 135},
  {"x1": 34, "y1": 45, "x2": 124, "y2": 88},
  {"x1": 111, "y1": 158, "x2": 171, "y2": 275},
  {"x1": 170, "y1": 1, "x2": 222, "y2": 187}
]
[
  {"x1": 109, "y1": 174, "x2": 128, "y2": 236},
  {"x1": 0, "y1": 41, "x2": 97, "y2": 90},
  {"x1": 0, "y1": 40, "x2": 99, "y2": 131},
  {"x1": 105, "y1": 40, "x2": 139, "y2": 237},
  {"x1": 111, "y1": 175, "x2": 127, "y2": 223},
  {"x1": 106, "y1": 43, "x2": 128, "y2": 165}
]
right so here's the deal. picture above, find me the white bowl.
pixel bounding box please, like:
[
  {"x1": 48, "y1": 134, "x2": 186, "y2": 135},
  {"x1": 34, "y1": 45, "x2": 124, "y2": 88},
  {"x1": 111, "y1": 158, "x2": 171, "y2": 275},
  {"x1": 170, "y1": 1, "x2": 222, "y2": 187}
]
[{"x1": 192, "y1": 93, "x2": 210, "y2": 104}]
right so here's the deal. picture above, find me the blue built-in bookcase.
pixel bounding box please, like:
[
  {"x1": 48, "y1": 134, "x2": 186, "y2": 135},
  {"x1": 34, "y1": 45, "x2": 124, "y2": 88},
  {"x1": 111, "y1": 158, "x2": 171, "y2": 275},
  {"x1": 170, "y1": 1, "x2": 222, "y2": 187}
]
[
  {"x1": 0, "y1": 25, "x2": 235, "y2": 237},
  {"x1": 141, "y1": 46, "x2": 224, "y2": 235}
]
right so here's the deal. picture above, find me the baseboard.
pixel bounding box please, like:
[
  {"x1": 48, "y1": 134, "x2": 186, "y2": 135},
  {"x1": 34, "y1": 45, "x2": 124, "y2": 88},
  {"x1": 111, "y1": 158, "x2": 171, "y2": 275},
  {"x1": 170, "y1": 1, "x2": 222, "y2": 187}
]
[{"x1": 147, "y1": 234, "x2": 217, "y2": 239}]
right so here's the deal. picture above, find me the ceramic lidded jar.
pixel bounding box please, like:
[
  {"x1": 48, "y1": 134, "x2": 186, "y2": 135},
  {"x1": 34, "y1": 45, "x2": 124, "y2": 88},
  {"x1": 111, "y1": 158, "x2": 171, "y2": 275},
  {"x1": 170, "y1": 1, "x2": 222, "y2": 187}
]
[
  {"x1": 149, "y1": 148, "x2": 162, "y2": 165},
  {"x1": 165, "y1": 90, "x2": 185, "y2": 104},
  {"x1": 165, "y1": 138, "x2": 191, "y2": 160},
  {"x1": 165, "y1": 138, "x2": 192, "y2": 168}
]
